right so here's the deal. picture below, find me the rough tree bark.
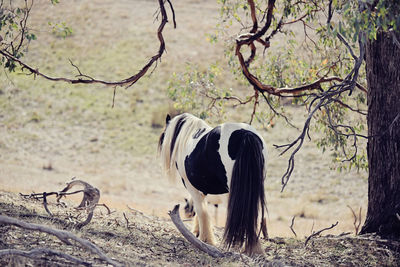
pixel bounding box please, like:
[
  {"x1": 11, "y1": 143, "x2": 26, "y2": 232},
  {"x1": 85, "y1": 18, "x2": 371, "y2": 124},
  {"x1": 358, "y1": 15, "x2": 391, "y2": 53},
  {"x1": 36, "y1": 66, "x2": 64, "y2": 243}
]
[{"x1": 360, "y1": 30, "x2": 400, "y2": 238}]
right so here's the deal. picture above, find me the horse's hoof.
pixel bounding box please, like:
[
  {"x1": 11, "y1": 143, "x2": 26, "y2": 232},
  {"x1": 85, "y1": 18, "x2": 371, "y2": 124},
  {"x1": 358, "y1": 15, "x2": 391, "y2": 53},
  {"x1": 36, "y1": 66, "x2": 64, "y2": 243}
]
[{"x1": 199, "y1": 236, "x2": 216, "y2": 246}]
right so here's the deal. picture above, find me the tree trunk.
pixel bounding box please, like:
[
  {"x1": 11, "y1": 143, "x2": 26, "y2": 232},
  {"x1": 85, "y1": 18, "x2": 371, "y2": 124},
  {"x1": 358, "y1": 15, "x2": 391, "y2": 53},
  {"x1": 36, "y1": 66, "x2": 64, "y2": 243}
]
[{"x1": 360, "y1": 30, "x2": 400, "y2": 238}]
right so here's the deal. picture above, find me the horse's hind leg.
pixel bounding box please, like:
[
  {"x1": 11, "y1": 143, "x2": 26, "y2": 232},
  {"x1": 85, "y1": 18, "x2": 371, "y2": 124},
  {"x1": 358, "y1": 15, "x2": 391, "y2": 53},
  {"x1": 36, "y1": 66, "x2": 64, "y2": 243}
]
[
  {"x1": 192, "y1": 214, "x2": 199, "y2": 237},
  {"x1": 213, "y1": 204, "x2": 218, "y2": 226},
  {"x1": 191, "y1": 193, "x2": 216, "y2": 245}
]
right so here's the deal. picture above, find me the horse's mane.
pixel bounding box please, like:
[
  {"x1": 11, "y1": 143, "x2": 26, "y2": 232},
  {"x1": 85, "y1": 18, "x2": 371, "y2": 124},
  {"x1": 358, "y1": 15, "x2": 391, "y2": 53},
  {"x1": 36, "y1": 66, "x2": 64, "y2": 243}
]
[{"x1": 160, "y1": 113, "x2": 209, "y2": 181}]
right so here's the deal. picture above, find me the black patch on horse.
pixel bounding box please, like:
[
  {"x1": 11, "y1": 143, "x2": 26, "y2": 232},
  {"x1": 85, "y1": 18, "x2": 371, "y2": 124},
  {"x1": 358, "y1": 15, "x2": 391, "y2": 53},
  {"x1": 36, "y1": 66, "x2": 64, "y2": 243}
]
[
  {"x1": 158, "y1": 132, "x2": 165, "y2": 151},
  {"x1": 170, "y1": 115, "x2": 187, "y2": 157},
  {"x1": 184, "y1": 126, "x2": 229, "y2": 195},
  {"x1": 193, "y1": 128, "x2": 206, "y2": 139},
  {"x1": 228, "y1": 129, "x2": 263, "y2": 160},
  {"x1": 184, "y1": 198, "x2": 195, "y2": 217}
]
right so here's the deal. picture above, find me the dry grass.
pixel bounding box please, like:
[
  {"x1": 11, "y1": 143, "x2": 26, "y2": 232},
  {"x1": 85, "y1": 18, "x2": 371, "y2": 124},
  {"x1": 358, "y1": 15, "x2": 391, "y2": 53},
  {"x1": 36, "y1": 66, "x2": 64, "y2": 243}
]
[{"x1": 1, "y1": 191, "x2": 399, "y2": 266}]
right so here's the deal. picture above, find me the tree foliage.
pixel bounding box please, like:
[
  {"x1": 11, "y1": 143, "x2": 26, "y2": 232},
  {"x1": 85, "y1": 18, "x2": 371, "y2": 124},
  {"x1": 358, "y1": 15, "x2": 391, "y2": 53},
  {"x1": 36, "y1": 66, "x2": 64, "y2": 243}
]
[
  {"x1": 168, "y1": 0, "x2": 399, "y2": 183},
  {"x1": 0, "y1": 0, "x2": 73, "y2": 72},
  {"x1": 1, "y1": 0, "x2": 36, "y2": 72}
]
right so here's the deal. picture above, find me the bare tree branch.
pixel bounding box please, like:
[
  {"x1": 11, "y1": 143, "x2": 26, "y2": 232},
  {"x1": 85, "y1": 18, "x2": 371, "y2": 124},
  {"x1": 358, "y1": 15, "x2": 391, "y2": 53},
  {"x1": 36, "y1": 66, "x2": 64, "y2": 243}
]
[
  {"x1": 327, "y1": 0, "x2": 334, "y2": 24},
  {"x1": 231, "y1": 0, "x2": 369, "y2": 191},
  {"x1": 273, "y1": 98, "x2": 321, "y2": 191},
  {"x1": 57, "y1": 180, "x2": 100, "y2": 212},
  {"x1": 235, "y1": 0, "x2": 363, "y2": 98},
  {"x1": 276, "y1": 33, "x2": 365, "y2": 190},
  {"x1": 0, "y1": 0, "x2": 176, "y2": 89},
  {"x1": 260, "y1": 91, "x2": 299, "y2": 130},
  {"x1": 202, "y1": 91, "x2": 256, "y2": 112}
]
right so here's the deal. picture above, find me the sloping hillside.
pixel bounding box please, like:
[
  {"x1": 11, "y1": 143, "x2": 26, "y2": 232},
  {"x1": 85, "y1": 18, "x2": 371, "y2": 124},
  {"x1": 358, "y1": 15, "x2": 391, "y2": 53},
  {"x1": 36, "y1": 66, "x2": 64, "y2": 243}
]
[{"x1": 1, "y1": 191, "x2": 399, "y2": 266}]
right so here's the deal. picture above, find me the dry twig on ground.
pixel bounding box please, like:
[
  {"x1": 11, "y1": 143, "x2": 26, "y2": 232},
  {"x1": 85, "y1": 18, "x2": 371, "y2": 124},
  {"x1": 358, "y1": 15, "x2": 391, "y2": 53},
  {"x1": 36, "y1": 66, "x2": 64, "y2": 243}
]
[
  {"x1": 290, "y1": 216, "x2": 297, "y2": 238},
  {"x1": 347, "y1": 205, "x2": 362, "y2": 235},
  {"x1": 305, "y1": 221, "x2": 339, "y2": 246},
  {"x1": 0, "y1": 215, "x2": 122, "y2": 266},
  {"x1": 0, "y1": 248, "x2": 91, "y2": 266}
]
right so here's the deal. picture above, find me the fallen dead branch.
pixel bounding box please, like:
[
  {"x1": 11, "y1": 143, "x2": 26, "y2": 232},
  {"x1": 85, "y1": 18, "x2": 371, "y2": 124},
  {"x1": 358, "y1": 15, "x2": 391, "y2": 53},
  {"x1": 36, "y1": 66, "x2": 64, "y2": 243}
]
[
  {"x1": 0, "y1": 215, "x2": 122, "y2": 267},
  {"x1": 168, "y1": 204, "x2": 225, "y2": 258},
  {"x1": 58, "y1": 180, "x2": 101, "y2": 229},
  {"x1": 123, "y1": 212, "x2": 132, "y2": 234},
  {"x1": 305, "y1": 221, "x2": 339, "y2": 246},
  {"x1": 20, "y1": 179, "x2": 110, "y2": 229},
  {"x1": 0, "y1": 248, "x2": 90, "y2": 266}
]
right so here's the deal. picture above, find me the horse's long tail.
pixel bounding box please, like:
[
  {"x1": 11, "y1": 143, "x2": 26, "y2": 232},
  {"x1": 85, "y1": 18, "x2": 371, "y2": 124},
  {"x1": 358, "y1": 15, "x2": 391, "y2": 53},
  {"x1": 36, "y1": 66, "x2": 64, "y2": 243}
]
[{"x1": 223, "y1": 131, "x2": 266, "y2": 253}]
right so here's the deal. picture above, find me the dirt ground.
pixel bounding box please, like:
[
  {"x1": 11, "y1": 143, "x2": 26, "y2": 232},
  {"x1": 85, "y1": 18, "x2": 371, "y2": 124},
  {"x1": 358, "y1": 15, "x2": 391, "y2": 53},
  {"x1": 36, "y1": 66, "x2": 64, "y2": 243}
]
[
  {"x1": 1, "y1": 0, "x2": 396, "y2": 266},
  {"x1": 1, "y1": 191, "x2": 399, "y2": 266}
]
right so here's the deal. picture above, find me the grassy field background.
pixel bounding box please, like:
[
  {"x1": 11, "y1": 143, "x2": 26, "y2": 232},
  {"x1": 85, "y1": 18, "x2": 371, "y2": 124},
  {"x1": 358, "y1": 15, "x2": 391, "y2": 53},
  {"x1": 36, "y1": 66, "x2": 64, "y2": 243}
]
[{"x1": 0, "y1": 0, "x2": 369, "y2": 245}]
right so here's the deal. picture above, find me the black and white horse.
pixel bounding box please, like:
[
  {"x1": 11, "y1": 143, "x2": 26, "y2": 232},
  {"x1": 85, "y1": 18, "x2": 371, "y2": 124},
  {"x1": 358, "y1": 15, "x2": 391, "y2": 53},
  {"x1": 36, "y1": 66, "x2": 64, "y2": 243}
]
[{"x1": 159, "y1": 113, "x2": 267, "y2": 255}]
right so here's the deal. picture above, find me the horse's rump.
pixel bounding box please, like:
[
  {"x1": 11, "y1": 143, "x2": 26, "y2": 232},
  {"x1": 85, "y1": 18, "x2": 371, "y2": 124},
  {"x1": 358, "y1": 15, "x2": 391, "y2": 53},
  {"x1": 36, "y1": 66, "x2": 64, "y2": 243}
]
[
  {"x1": 184, "y1": 126, "x2": 229, "y2": 195},
  {"x1": 223, "y1": 129, "x2": 266, "y2": 254}
]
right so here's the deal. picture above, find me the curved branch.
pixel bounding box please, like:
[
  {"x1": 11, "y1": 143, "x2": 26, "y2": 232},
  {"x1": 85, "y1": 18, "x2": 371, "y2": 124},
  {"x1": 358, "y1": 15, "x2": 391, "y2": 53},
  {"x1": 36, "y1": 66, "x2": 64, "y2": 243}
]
[
  {"x1": 260, "y1": 91, "x2": 298, "y2": 129},
  {"x1": 235, "y1": 0, "x2": 367, "y2": 98},
  {"x1": 234, "y1": 0, "x2": 368, "y2": 191},
  {"x1": 20, "y1": 179, "x2": 105, "y2": 229},
  {"x1": 168, "y1": 204, "x2": 225, "y2": 258},
  {"x1": 237, "y1": 0, "x2": 276, "y2": 47},
  {"x1": 248, "y1": 0, "x2": 258, "y2": 34},
  {"x1": 0, "y1": 0, "x2": 175, "y2": 89},
  {"x1": 237, "y1": 40, "x2": 366, "y2": 97}
]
